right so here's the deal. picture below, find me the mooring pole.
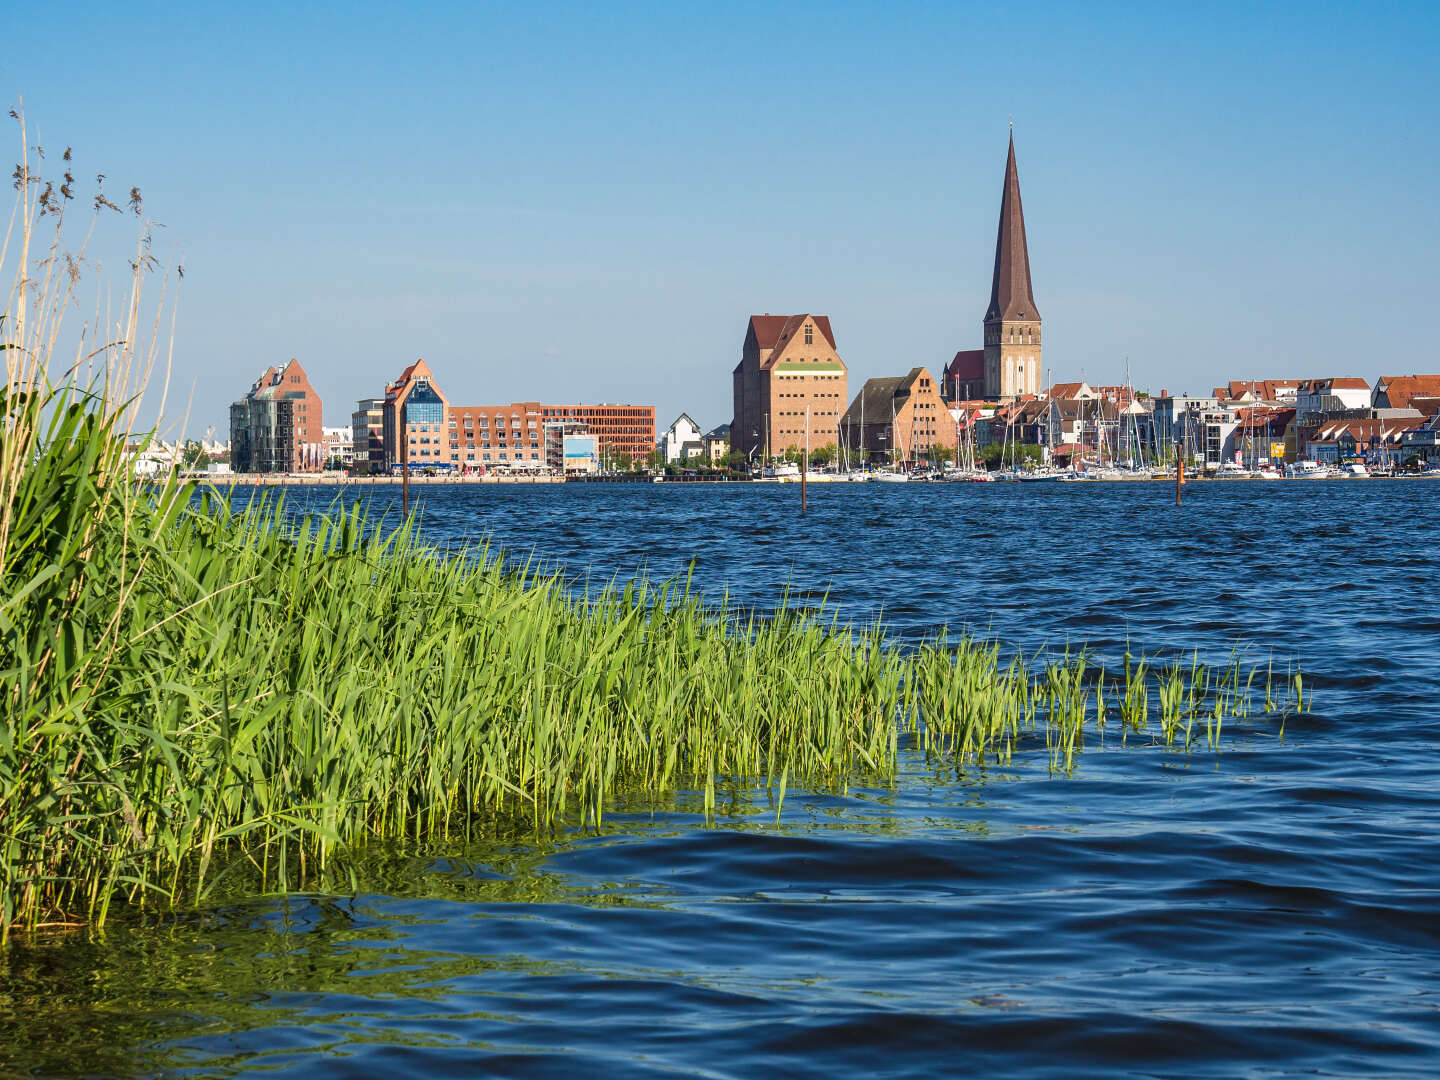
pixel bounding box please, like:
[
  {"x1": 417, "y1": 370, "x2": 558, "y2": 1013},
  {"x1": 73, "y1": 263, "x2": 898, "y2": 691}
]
[
  {"x1": 401, "y1": 420, "x2": 410, "y2": 515},
  {"x1": 801, "y1": 403, "x2": 810, "y2": 512},
  {"x1": 1175, "y1": 440, "x2": 1183, "y2": 507}
]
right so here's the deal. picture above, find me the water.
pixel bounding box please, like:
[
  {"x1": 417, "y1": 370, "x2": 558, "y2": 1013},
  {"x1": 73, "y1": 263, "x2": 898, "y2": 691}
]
[{"x1": 5, "y1": 481, "x2": 1439, "y2": 1077}]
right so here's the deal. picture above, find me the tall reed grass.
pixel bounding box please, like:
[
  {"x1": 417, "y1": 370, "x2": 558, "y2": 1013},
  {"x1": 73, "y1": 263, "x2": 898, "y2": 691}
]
[{"x1": 0, "y1": 111, "x2": 1307, "y2": 938}]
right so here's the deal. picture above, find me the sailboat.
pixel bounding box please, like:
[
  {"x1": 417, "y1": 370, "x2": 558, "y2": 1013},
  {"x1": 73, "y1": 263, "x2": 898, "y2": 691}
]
[{"x1": 874, "y1": 395, "x2": 910, "y2": 482}]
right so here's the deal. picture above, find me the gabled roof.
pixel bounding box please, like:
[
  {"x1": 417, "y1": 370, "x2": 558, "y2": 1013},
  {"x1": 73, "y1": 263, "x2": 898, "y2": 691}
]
[
  {"x1": 1299, "y1": 376, "x2": 1370, "y2": 394},
  {"x1": 840, "y1": 367, "x2": 929, "y2": 427},
  {"x1": 1375, "y1": 375, "x2": 1440, "y2": 410},
  {"x1": 1313, "y1": 417, "x2": 1419, "y2": 442},
  {"x1": 664, "y1": 412, "x2": 701, "y2": 436},
  {"x1": 1213, "y1": 379, "x2": 1298, "y2": 401},
  {"x1": 1047, "y1": 381, "x2": 1092, "y2": 401},
  {"x1": 749, "y1": 314, "x2": 837, "y2": 354},
  {"x1": 984, "y1": 133, "x2": 1040, "y2": 324},
  {"x1": 1053, "y1": 398, "x2": 1119, "y2": 422}
]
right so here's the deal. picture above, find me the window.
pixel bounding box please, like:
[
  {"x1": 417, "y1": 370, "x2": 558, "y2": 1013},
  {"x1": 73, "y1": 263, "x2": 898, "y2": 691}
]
[{"x1": 804, "y1": 325, "x2": 813, "y2": 345}]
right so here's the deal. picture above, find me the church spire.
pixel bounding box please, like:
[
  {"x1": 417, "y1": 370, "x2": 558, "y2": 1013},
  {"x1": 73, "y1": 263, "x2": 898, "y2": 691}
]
[{"x1": 984, "y1": 132, "x2": 1040, "y2": 323}]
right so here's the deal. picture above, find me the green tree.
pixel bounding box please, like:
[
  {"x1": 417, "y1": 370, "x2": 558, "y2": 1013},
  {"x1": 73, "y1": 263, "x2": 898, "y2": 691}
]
[
  {"x1": 930, "y1": 445, "x2": 955, "y2": 465},
  {"x1": 181, "y1": 439, "x2": 208, "y2": 470},
  {"x1": 808, "y1": 443, "x2": 836, "y2": 468},
  {"x1": 979, "y1": 442, "x2": 1043, "y2": 469}
]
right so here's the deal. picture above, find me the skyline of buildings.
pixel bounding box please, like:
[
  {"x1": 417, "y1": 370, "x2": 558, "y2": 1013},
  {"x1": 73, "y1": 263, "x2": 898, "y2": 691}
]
[{"x1": 225, "y1": 130, "x2": 1440, "y2": 475}]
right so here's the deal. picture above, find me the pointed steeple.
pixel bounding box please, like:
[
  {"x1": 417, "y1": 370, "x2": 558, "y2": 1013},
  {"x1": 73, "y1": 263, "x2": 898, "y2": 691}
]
[{"x1": 984, "y1": 132, "x2": 1040, "y2": 323}]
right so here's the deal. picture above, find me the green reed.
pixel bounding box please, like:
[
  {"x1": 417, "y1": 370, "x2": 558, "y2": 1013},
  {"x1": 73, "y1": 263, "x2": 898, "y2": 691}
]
[{"x1": 0, "y1": 112, "x2": 1308, "y2": 937}]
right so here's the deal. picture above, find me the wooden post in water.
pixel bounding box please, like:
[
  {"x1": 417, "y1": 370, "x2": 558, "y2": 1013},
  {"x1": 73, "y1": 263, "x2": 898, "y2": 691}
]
[
  {"x1": 1175, "y1": 441, "x2": 1184, "y2": 506},
  {"x1": 401, "y1": 418, "x2": 410, "y2": 515},
  {"x1": 801, "y1": 403, "x2": 809, "y2": 513}
]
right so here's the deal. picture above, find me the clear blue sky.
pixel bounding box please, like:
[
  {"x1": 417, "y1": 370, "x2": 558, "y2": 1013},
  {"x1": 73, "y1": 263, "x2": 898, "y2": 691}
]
[{"x1": 6, "y1": 1, "x2": 1438, "y2": 438}]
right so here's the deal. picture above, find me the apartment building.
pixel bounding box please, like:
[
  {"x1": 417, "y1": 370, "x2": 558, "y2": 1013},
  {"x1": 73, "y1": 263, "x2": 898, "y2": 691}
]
[
  {"x1": 350, "y1": 398, "x2": 384, "y2": 475},
  {"x1": 229, "y1": 358, "x2": 323, "y2": 473},
  {"x1": 450, "y1": 402, "x2": 546, "y2": 469}
]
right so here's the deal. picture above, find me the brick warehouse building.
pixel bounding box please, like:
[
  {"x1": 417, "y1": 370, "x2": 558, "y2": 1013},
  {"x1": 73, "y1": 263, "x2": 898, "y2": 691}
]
[
  {"x1": 731, "y1": 314, "x2": 849, "y2": 460},
  {"x1": 841, "y1": 367, "x2": 951, "y2": 465},
  {"x1": 229, "y1": 358, "x2": 324, "y2": 473}
]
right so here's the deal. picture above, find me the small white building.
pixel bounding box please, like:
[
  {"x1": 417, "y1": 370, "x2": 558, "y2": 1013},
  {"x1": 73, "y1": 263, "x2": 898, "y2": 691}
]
[
  {"x1": 658, "y1": 413, "x2": 704, "y2": 464},
  {"x1": 322, "y1": 426, "x2": 354, "y2": 468}
]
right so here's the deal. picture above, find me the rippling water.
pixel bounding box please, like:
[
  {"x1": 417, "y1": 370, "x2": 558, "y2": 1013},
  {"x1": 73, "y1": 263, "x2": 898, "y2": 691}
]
[{"x1": 5, "y1": 481, "x2": 1439, "y2": 1077}]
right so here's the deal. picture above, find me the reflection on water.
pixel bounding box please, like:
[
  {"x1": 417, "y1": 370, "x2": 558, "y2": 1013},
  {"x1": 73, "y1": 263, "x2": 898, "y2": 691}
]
[{"x1": 5, "y1": 483, "x2": 1440, "y2": 1077}]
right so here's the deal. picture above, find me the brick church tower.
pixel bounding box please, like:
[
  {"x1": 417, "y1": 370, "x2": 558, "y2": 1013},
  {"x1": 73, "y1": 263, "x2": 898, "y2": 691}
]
[{"x1": 983, "y1": 133, "x2": 1042, "y2": 400}]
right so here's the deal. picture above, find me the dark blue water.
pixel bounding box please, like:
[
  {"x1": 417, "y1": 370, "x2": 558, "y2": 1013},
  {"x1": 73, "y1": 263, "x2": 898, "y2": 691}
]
[{"x1": 6, "y1": 481, "x2": 1440, "y2": 1078}]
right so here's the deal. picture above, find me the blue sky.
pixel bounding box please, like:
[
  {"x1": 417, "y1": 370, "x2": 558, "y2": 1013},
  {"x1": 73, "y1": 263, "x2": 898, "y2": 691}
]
[{"x1": 6, "y1": 1, "x2": 1438, "y2": 437}]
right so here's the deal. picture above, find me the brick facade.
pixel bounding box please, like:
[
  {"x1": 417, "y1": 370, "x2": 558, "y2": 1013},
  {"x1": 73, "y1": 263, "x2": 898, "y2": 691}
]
[
  {"x1": 229, "y1": 358, "x2": 324, "y2": 473},
  {"x1": 732, "y1": 314, "x2": 849, "y2": 459},
  {"x1": 841, "y1": 367, "x2": 952, "y2": 464}
]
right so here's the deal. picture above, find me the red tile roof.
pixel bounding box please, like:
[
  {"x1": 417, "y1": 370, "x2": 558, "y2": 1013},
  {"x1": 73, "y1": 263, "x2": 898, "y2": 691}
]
[
  {"x1": 1375, "y1": 375, "x2": 1440, "y2": 410},
  {"x1": 750, "y1": 314, "x2": 836, "y2": 352},
  {"x1": 945, "y1": 349, "x2": 985, "y2": 383}
]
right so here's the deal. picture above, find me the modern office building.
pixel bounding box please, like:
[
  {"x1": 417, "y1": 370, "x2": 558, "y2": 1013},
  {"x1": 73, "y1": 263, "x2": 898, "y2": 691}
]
[
  {"x1": 540, "y1": 404, "x2": 655, "y2": 463},
  {"x1": 382, "y1": 359, "x2": 451, "y2": 471}
]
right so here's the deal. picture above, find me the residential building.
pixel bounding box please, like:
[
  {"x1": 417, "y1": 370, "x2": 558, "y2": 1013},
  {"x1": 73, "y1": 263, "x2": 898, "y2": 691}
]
[
  {"x1": 228, "y1": 358, "x2": 324, "y2": 474},
  {"x1": 659, "y1": 413, "x2": 704, "y2": 464},
  {"x1": 321, "y1": 426, "x2": 353, "y2": 469},
  {"x1": 1228, "y1": 406, "x2": 1296, "y2": 466},
  {"x1": 982, "y1": 135, "x2": 1042, "y2": 400},
  {"x1": 451, "y1": 402, "x2": 545, "y2": 469},
  {"x1": 540, "y1": 404, "x2": 655, "y2": 463},
  {"x1": 350, "y1": 398, "x2": 384, "y2": 475},
  {"x1": 1151, "y1": 394, "x2": 1221, "y2": 454},
  {"x1": 1304, "y1": 416, "x2": 1421, "y2": 466},
  {"x1": 1400, "y1": 414, "x2": 1440, "y2": 465},
  {"x1": 382, "y1": 359, "x2": 451, "y2": 471},
  {"x1": 1294, "y1": 377, "x2": 1371, "y2": 419},
  {"x1": 1047, "y1": 381, "x2": 1097, "y2": 402},
  {"x1": 1372, "y1": 374, "x2": 1440, "y2": 412},
  {"x1": 658, "y1": 414, "x2": 702, "y2": 463},
  {"x1": 840, "y1": 367, "x2": 950, "y2": 465},
  {"x1": 1213, "y1": 379, "x2": 1299, "y2": 403},
  {"x1": 731, "y1": 314, "x2": 849, "y2": 460},
  {"x1": 701, "y1": 423, "x2": 731, "y2": 465}
]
